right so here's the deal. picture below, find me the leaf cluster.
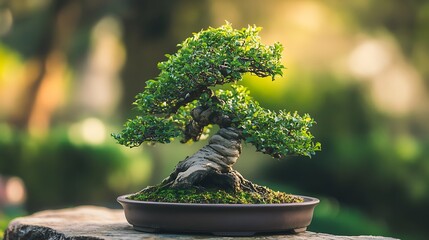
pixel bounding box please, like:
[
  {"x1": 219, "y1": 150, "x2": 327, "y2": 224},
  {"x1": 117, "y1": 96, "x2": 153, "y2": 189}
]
[
  {"x1": 111, "y1": 115, "x2": 180, "y2": 147},
  {"x1": 212, "y1": 85, "x2": 321, "y2": 157},
  {"x1": 134, "y1": 22, "x2": 284, "y2": 114},
  {"x1": 113, "y1": 23, "x2": 320, "y2": 158}
]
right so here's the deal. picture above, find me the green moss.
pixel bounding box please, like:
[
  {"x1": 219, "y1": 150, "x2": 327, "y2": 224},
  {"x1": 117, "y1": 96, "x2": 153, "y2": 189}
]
[{"x1": 128, "y1": 186, "x2": 303, "y2": 204}]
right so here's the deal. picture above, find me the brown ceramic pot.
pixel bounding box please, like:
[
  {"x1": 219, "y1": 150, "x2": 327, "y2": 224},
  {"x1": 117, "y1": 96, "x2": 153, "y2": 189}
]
[{"x1": 117, "y1": 194, "x2": 319, "y2": 236}]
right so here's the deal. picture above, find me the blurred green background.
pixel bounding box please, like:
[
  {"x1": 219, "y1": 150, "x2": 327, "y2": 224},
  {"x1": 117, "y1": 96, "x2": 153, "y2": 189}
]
[{"x1": 0, "y1": 0, "x2": 428, "y2": 239}]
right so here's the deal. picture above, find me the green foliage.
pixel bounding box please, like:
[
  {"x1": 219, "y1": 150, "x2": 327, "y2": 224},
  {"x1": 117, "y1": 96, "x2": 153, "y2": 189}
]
[
  {"x1": 113, "y1": 23, "x2": 320, "y2": 158},
  {"x1": 0, "y1": 126, "x2": 148, "y2": 212},
  {"x1": 213, "y1": 85, "x2": 321, "y2": 157},
  {"x1": 134, "y1": 23, "x2": 284, "y2": 115},
  {"x1": 111, "y1": 115, "x2": 181, "y2": 147},
  {"x1": 129, "y1": 186, "x2": 303, "y2": 204}
]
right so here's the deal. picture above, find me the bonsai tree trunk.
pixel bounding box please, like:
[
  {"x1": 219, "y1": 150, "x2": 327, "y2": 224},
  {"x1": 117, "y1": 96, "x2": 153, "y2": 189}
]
[{"x1": 160, "y1": 127, "x2": 260, "y2": 193}]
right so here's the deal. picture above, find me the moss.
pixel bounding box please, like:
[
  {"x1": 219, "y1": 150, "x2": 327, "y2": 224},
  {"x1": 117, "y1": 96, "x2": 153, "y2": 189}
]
[{"x1": 128, "y1": 186, "x2": 303, "y2": 204}]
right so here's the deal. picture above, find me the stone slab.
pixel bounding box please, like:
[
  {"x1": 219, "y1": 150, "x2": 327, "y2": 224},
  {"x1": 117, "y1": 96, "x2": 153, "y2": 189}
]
[{"x1": 4, "y1": 206, "x2": 398, "y2": 240}]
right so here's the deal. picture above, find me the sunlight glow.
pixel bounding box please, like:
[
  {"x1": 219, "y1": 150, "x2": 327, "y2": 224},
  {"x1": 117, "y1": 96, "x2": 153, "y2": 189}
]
[
  {"x1": 28, "y1": 51, "x2": 68, "y2": 136},
  {"x1": 288, "y1": 1, "x2": 324, "y2": 31},
  {"x1": 0, "y1": 8, "x2": 13, "y2": 36},
  {"x1": 68, "y1": 118, "x2": 107, "y2": 145},
  {"x1": 348, "y1": 40, "x2": 392, "y2": 79},
  {"x1": 81, "y1": 118, "x2": 106, "y2": 145},
  {"x1": 75, "y1": 16, "x2": 124, "y2": 116},
  {"x1": 371, "y1": 66, "x2": 419, "y2": 116},
  {"x1": 348, "y1": 37, "x2": 426, "y2": 117},
  {"x1": 5, "y1": 177, "x2": 26, "y2": 204}
]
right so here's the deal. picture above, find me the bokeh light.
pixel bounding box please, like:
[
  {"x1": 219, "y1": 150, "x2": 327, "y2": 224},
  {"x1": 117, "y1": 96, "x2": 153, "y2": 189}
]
[{"x1": 5, "y1": 177, "x2": 26, "y2": 205}]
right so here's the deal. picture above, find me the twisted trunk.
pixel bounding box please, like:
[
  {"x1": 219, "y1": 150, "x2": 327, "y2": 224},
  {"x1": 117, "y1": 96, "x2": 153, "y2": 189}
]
[{"x1": 160, "y1": 127, "x2": 259, "y2": 192}]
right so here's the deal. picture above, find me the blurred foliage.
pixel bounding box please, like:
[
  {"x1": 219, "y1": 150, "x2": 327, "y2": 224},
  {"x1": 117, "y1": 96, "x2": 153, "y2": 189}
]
[
  {"x1": 255, "y1": 71, "x2": 429, "y2": 239},
  {"x1": 1, "y1": 0, "x2": 429, "y2": 239},
  {"x1": 0, "y1": 123, "x2": 153, "y2": 211}
]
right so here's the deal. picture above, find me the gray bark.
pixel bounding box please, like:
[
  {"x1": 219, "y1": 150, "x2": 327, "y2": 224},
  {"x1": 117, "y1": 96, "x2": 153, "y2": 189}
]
[{"x1": 161, "y1": 127, "x2": 257, "y2": 191}]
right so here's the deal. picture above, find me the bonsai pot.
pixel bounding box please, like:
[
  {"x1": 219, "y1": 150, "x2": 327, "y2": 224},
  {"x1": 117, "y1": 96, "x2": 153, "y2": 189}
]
[
  {"x1": 114, "y1": 24, "x2": 322, "y2": 237},
  {"x1": 117, "y1": 194, "x2": 319, "y2": 236}
]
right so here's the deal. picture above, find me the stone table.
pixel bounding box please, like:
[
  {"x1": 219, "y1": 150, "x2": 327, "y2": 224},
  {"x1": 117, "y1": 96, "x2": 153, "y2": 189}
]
[{"x1": 4, "y1": 206, "x2": 398, "y2": 240}]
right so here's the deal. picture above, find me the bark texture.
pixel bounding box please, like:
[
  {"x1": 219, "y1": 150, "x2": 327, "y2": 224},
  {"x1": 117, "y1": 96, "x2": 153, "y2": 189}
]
[{"x1": 161, "y1": 127, "x2": 258, "y2": 192}]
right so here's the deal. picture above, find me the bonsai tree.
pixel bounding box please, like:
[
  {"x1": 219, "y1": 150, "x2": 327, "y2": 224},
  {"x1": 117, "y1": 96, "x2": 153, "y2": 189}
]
[{"x1": 113, "y1": 23, "x2": 321, "y2": 203}]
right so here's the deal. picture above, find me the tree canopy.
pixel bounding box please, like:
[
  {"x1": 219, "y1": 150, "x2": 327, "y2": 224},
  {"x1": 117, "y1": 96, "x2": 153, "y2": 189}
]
[{"x1": 113, "y1": 23, "x2": 320, "y2": 158}]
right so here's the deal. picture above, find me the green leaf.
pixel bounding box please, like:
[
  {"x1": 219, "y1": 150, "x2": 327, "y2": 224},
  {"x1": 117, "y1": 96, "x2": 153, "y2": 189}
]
[{"x1": 113, "y1": 23, "x2": 320, "y2": 159}]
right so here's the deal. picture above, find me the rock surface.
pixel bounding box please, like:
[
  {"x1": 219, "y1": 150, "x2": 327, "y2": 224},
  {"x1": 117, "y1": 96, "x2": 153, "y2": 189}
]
[{"x1": 4, "y1": 206, "x2": 398, "y2": 240}]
